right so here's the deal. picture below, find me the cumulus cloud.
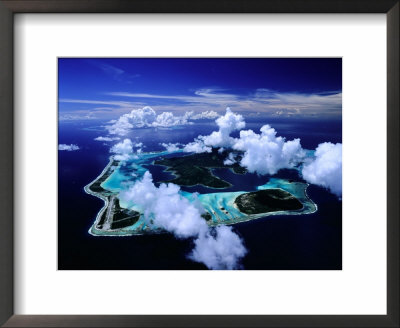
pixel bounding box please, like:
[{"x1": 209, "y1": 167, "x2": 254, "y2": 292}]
[
  {"x1": 182, "y1": 108, "x2": 245, "y2": 154},
  {"x1": 58, "y1": 144, "x2": 80, "y2": 151},
  {"x1": 121, "y1": 172, "x2": 205, "y2": 238},
  {"x1": 182, "y1": 108, "x2": 305, "y2": 175},
  {"x1": 110, "y1": 138, "x2": 132, "y2": 154},
  {"x1": 106, "y1": 106, "x2": 157, "y2": 135},
  {"x1": 184, "y1": 110, "x2": 342, "y2": 196},
  {"x1": 188, "y1": 110, "x2": 220, "y2": 120},
  {"x1": 94, "y1": 136, "x2": 121, "y2": 142},
  {"x1": 104, "y1": 106, "x2": 227, "y2": 137},
  {"x1": 161, "y1": 143, "x2": 181, "y2": 152},
  {"x1": 223, "y1": 152, "x2": 237, "y2": 165},
  {"x1": 201, "y1": 108, "x2": 245, "y2": 148},
  {"x1": 232, "y1": 125, "x2": 305, "y2": 175},
  {"x1": 183, "y1": 139, "x2": 212, "y2": 154},
  {"x1": 109, "y1": 138, "x2": 142, "y2": 161},
  {"x1": 189, "y1": 225, "x2": 247, "y2": 270},
  {"x1": 302, "y1": 142, "x2": 342, "y2": 196},
  {"x1": 105, "y1": 106, "x2": 195, "y2": 136},
  {"x1": 120, "y1": 172, "x2": 247, "y2": 269},
  {"x1": 153, "y1": 111, "x2": 186, "y2": 127}
]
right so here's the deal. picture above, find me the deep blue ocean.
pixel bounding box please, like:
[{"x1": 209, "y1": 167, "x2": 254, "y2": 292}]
[{"x1": 58, "y1": 119, "x2": 342, "y2": 270}]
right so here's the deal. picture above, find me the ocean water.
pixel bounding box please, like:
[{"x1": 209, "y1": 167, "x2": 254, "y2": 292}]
[{"x1": 58, "y1": 119, "x2": 342, "y2": 270}]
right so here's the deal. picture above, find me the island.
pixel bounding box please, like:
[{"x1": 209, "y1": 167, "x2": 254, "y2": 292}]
[
  {"x1": 234, "y1": 189, "x2": 303, "y2": 215},
  {"x1": 84, "y1": 158, "x2": 140, "y2": 231},
  {"x1": 154, "y1": 148, "x2": 246, "y2": 188},
  {"x1": 84, "y1": 149, "x2": 317, "y2": 236}
]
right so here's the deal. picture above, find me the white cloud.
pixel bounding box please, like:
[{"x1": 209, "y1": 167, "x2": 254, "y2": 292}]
[
  {"x1": 223, "y1": 152, "x2": 237, "y2": 165},
  {"x1": 161, "y1": 143, "x2": 181, "y2": 152},
  {"x1": 153, "y1": 111, "x2": 183, "y2": 127},
  {"x1": 272, "y1": 108, "x2": 301, "y2": 117},
  {"x1": 105, "y1": 108, "x2": 221, "y2": 137},
  {"x1": 105, "y1": 106, "x2": 191, "y2": 136},
  {"x1": 94, "y1": 136, "x2": 120, "y2": 142},
  {"x1": 183, "y1": 139, "x2": 212, "y2": 154},
  {"x1": 188, "y1": 110, "x2": 220, "y2": 120},
  {"x1": 121, "y1": 171, "x2": 206, "y2": 238},
  {"x1": 110, "y1": 138, "x2": 134, "y2": 161},
  {"x1": 183, "y1": 108, "x2": 245, "y2": 153},
  {"x1": 106, "y1": 88, "x2": 341, "y2": 118},
  {"x1": 59, "y1": 112, "x2": 96, "y2": 121},
  {"x1": 120, "y1": 172, "x2": 247, "y2": 269},
  {"x1": 253, "y1": 88, "x2": 342, "y2": 114},
  {"x1": 58, "y1": 144, "x2": 79, "y2": 151},
  {"x1": 106, "y1": 106, "x2": 157, "y2": 135},
  {"x1": 61, "y1": 87, "x2": 341, "y2": 122},
  {"x1": 190, "y1": 225, "x2": 247, "y2": 270},
  {"x1": 106, "y1": 116, "x2": 134, "y2": 136},
  {"x1": 302, "y1": 142, "x2": 342, "y2": 196},
  {"x1": 60, "y1": 98, "x2": 132, "y2": 107},
  {"x1": 233, "y1": 125, "x2": 305, "y2": 175},
  {"x1": 181, "y1": 109, "x2": 307, "y2": 175},
  {"x1": 201, "y1": 108, "x2": 245, "y2": 148},
  {"x1": 182, "y1": 109, "x2": 342, "y2": 195},
  {"x1": 110, "y1": 138, "x2": 133, "y2": 153},
  {"x1": 107, "y1": 89, "x2": 238, "y2": 105}
]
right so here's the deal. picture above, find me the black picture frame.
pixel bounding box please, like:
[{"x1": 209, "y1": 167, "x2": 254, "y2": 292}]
[{"x1": 0, "y1": 1, "x2": 398, "y2": 327}]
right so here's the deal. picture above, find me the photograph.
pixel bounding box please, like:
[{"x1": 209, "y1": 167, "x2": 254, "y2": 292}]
[{"x1": 58, "y1": 58, "x2": 342, "y2": 270}]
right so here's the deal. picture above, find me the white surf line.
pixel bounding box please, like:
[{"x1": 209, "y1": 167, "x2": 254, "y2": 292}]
[
  {"x1": 84, "y1": 156, "x2": 117, "y2": 236},
  {"x1": 303, "y1": 183, "x2": 318, "y2": 213}
]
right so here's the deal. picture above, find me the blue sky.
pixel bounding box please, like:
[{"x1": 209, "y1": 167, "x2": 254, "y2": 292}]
[{"x1": 58, "y1": 58, "x2": 342, "y2": 121}]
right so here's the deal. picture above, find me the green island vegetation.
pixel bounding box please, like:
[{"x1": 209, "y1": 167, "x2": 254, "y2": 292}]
[
  {"x1": 234, "y1": 189, "x2": 303, "y2": 215},
  {"x1": 95, "y1": 205, "x2": 108, "y2": 229},
  {"x1": 86, "y1": 158, "x2": 140, "y2": 231},
  {"x1": 154, "y1": 148, "x2": 246, "y2": 189},
  {"x1": 95, "y1": 196, "x2": 140, "y2": 230},
  {"x1": 201, "y1": 212, "x2": 212, "y2": 221},
  {"x1": 109, "y1": 198, "x2": 140, "y2": 230},
  {"x1": 86, "y1": 152, "x2": 308, "y2": 234}
]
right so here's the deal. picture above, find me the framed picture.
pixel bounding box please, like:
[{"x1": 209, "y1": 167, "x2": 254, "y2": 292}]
[
  {"x1": 58, "y1": 57, "x2": 342, "y2": 271},
  {"x1": 0, "y1": 1, "x2": 398, "y2": 327}
]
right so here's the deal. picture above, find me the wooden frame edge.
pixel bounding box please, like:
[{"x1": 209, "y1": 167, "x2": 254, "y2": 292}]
[
  {"x1": 386, "y1": 2, "x2": 400, "y2": 326},
  {"x1": 0, "y1": 0, "x2": 14, "y2": 327}
]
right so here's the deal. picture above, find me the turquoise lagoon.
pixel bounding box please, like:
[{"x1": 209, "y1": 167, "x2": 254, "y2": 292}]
[{"x1": 89, "y1": 150, "x2": 317, "y2": 236}]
